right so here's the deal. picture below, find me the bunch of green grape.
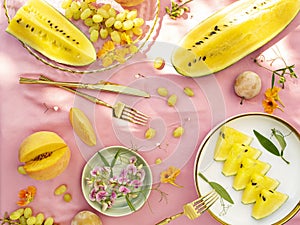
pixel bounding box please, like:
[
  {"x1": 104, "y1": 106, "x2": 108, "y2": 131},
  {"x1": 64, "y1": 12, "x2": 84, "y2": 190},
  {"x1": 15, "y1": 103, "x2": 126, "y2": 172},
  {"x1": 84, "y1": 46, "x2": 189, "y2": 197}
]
[
  {"x1": 6, "y1": 207, "x2": 54, "y2": 225},
  {"x1": 61, "y1": 0, "x2": 145, "y2": 43}
]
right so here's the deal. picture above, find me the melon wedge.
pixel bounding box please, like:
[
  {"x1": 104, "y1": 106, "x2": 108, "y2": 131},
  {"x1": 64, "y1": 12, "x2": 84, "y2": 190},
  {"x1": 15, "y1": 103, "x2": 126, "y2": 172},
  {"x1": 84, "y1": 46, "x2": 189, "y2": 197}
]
[
  {"x1": 233, "y1": 157, "x2": 271, "y2": 190},
  {"x1": 242, "y1": 173, "x2": 279, "y2": 204},
  {"x1": 222, "y1": 143, "x2": 261, "y2": 176},
  {"x1": 171, "y1": 0, "x2": 300, "y2": 77},
  {"x1": 252, "y1": 189, "x2": 288, "y2": 219},
  {"x1": 6, "y1": 0, "x2": 96, "y2": 66},
  {"x1": 69, "y1": 107, "x2": 97, "y2": 146},
  {"x1": 214, "y1": 126, "x2": 253, "y2": 161}
]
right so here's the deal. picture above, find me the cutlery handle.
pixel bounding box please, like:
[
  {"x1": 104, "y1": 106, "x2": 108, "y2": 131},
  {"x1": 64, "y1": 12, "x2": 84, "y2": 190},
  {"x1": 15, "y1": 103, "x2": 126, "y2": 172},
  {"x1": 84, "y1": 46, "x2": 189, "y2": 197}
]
[
  {"x1": 38, "y1": 75, "x2": 112, "y2": 108},
  {"x1": 155, "y1": 212, "x2": 184, "y2": 225},
  {"x1": 19, "y1": 77, "x2": 86, "y2": 89}
]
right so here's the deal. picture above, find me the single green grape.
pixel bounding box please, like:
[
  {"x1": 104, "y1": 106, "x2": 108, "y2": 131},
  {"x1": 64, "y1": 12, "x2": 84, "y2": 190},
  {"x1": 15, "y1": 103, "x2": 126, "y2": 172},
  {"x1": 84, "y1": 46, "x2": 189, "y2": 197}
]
[
  {"x1": 9, "y1": 211, "x2": 21, "y2": 220},
  {"x1": 35, "y1": 213, "x2": 45, "y2": 225},
  {"x1": 26, "y1": 216, "x2": 37, "y2": 225},
  {"x1": 24, "y1": 207, "x2": 32, "y2": 219},
  {"x1": 44, "y1": 217, "x2": 54, "y2": 225},
  {"x1": 19, "y1": 216, "x2": 26, "y2": 225},
  {"x1": 90, "y1": 30, "x2": 99, "y2": 42}
]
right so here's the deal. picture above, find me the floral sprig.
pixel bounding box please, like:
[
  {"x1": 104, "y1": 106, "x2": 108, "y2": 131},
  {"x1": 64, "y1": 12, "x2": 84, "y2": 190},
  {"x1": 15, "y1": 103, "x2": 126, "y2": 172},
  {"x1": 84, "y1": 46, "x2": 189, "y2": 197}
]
[
  {"x1": 254, "y1": 47, "x2": 297, "y2": 114},
  {"x1": 86, "y1": 155, "x2": 145, "y2": 212},
  {"x1": 165, "y1": 0, "x2": 193, "y2": 20}
]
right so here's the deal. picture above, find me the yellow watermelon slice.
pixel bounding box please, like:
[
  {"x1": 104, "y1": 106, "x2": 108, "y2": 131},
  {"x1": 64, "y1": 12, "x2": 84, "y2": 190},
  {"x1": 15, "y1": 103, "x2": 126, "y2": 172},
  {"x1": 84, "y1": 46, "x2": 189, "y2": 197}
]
[
  {"x1": 214, "y1": 126, "x2": 253, "y2": 161},
  {"x1": 242, "y1": 173, "x2": 279, "y2": 204},
  {"x1": 222, "y1": 143, "x2": 261, "y2": 176},
  {"x1": 6, "y1": 0, "x2": 96, "y2": 66},
  {"x1": 252, "y1": 189, "x2": 288, "y2": 219},
  {"x1": 233, "y1": 157, "x2": 271, "y2": 190}
]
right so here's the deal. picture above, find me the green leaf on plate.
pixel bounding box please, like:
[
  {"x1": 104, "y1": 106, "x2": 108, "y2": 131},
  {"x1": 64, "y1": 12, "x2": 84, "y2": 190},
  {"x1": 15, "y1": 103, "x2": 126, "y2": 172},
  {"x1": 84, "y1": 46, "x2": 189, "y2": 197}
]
[
  {"x1": 97, "y1": 151, "x2": 110, "y2": 167},
  {"x1": 253, "y1": 130, "x2": 280, "y2": 156},
  {"x1": 125, "y1": 194, "x2": 136, "y2": 212},
  {"x1": 271, "y1": 128, "x2": 290, "y2": 164},
  {"x1": 254, "y1": 129, "x2": 290, "y2": 164},
  {"x1": 198, "y1": 172, "x2": 234, "y2": 204},
  {"x1": 111, "y1": 149, "x2": 121, "y2": 168}
]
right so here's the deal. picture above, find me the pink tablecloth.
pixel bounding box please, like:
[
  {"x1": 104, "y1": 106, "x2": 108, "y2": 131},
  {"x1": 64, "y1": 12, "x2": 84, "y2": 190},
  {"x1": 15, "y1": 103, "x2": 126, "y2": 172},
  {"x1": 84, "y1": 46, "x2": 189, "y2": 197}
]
[{"x1": 1, "y1": 0, "x2": 300, "y2": 224}]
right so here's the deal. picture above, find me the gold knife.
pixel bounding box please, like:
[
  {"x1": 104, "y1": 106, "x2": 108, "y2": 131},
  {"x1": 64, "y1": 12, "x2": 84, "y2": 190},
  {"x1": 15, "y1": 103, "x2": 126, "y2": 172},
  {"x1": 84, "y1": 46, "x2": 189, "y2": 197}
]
[{"x1": 19, "y1": 76, "x2": 150, "y2": 98}]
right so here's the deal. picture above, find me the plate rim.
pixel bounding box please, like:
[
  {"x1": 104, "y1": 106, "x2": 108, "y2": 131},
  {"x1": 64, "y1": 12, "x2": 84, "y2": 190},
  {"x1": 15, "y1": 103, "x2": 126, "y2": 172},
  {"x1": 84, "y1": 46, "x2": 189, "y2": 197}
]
[
  {"x1": 193, "y1": 112, "x2": 300, "y2": 225},
  {"x1": 81, "y1": 145, "x2": 153, "y2": 217}
]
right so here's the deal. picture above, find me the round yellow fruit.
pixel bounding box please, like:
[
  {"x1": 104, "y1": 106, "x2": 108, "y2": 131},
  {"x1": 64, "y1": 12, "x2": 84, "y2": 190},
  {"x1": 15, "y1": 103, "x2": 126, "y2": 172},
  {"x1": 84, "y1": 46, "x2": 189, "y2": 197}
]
[
  {"x1": 71, "y1": 211, "x2": 102, "y2": 225},
  {"x1": 19, "y1": 131, "x2": 71, "y2": 180}
]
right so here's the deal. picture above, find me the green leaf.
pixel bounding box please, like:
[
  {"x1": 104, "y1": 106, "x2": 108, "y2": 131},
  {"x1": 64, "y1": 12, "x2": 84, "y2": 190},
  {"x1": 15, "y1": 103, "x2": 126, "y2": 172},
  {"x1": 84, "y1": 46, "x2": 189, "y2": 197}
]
[
  {"x1": 110, "y1": 149, "x2": 121, "y2": 168},
  {"x1": 97, "y1": 152, "x2": 109, "y2": 167},
  {"x1": 198, "y1": 172, "x2": 234, "y2": 204},
  {"x1": 253, "y1": 130, "x2": 280, "y2": 156},
  {"x1": 197, "y1": 171, "x2": 209, "y2": 183},
  {"x1": 125, "y1": 194, "x2": 136, "y2": 212},
  {"x1": 209, "y1": 182, "x2": 234, "y2": 204},
  {"x1": 271, "y1": 128, "x2": 287, "y2": 151},
  {"x1": 271, "y1": 128, "x2": 290, "y2": 164}
]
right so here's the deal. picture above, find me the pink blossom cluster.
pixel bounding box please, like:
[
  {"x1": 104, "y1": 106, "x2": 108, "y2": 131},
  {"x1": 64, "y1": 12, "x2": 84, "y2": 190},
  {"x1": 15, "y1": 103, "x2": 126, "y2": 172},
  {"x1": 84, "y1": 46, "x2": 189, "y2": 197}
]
[{"x1": 86, "y1": 156, "x2": 146, "y2": 211}]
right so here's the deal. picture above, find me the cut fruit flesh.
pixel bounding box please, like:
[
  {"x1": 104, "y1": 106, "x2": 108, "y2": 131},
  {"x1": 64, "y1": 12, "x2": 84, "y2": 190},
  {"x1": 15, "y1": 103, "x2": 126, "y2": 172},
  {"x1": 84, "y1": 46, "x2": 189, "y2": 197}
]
[
  {"x1": 214, "y1": 126, "x2": 253, "y2": 161},
  {"x1": 252, "y1": 189, "x2": 288, "y2": 219},
  {"x1": 171, "y1": 0, "x2": 300, "y2": 77},
  {"x1": 233, "y1": 157, "x2": 271, "y2": 190},
  {"x1": 222, "y1": 143, "x2": 262, "y2": 176},
  {"x1": 6, "y1": 0, "x2": 96, "y2": 66},
  {"x1": 242, "y1": 173, "x2": 280, "y2": 204}
]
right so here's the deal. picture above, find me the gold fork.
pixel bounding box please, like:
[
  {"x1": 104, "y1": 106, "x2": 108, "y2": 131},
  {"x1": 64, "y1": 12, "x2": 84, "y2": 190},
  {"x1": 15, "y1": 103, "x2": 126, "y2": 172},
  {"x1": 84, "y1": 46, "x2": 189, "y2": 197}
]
[
  {"x1": 156, "y1": 190, "x2": 219, "y2": 224},
  {"x1": 35, "y1": 75, "x2": 149, "y2": 125}
]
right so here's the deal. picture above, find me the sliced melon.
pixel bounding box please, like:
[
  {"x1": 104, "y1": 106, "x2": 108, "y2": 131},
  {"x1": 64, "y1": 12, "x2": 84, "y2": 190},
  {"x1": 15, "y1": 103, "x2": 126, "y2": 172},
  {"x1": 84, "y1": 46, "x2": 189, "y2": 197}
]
[
  {"x1": 252, "y1": 189, "x2": 288, "y2": 220},
  {"x1": 6, "y1": 0, "x2": 96, "y2": 66},
  {"x1": 233, "y1": 157, "x2": 271, "y2": 190},
  {"x1": 214, "y1": 126, "x2": 253, "y2": 161},
  {"x1": 171, "y1": 0, "x2": 300, "y2": 77},
  {"x1": 242, "y1": 173, "x2": 279, "y2": 204},
  {"x1": 222, "y1": 143, "x2": 261, "y2": 176}
]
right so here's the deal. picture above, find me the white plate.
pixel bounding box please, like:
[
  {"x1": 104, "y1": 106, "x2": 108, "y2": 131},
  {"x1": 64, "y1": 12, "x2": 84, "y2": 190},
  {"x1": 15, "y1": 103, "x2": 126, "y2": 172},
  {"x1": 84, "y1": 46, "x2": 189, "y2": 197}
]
[
  {"x1": 194, "y1": 113, "x2": 300, "y2": 225},
  {"x1": 81, "y1": 146, "x2": 152, "y2": 217}
]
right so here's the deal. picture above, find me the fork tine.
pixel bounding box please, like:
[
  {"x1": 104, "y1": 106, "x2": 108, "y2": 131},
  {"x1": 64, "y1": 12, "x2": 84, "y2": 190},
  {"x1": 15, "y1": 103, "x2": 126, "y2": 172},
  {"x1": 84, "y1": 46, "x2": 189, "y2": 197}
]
[
  {"x1": 184, "y1": 190, "x2": 219, "y2": 220},
  {"x1": 123, "y1": 105, "x2": 149, "y2": 123}
]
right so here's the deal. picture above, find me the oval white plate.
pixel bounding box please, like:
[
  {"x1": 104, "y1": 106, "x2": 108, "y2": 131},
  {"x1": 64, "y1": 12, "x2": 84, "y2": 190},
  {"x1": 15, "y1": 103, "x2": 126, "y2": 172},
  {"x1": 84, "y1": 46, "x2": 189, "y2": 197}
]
[
  {"x1": 194, "y1": 113, "x2": 300, "y2": 225},
  {"x1": 82, "y1": 146, "x2": 152, "y2": 217}
]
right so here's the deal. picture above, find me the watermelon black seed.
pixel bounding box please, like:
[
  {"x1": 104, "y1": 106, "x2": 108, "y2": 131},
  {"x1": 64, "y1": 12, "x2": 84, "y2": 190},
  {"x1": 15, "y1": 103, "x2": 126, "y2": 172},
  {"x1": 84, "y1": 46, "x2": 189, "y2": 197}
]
[
  {"x1": 210, "y1": 31, "x2": 216, "y2": 36},
  {"x1": 221, "y1": 132, "x2": 225, "y2": 139},
  {"x1": 203, "y1": 56, "x2": 207, "y2": 61},
  {"x1": 26, "y1": 24, "x2": 30, "y2": 28},
  {"x1": 262, "y1": 196, "x2": 266, "y2": 201},
  {"x1": 188, "y1": 62, "x2": 192, "y2": 67},
  {"x1": 198, "y1": 56, "x2": 201, "y2": 61},
  {"x1": 31, "y1": 27, "x2": 34, "y2": 32}
]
